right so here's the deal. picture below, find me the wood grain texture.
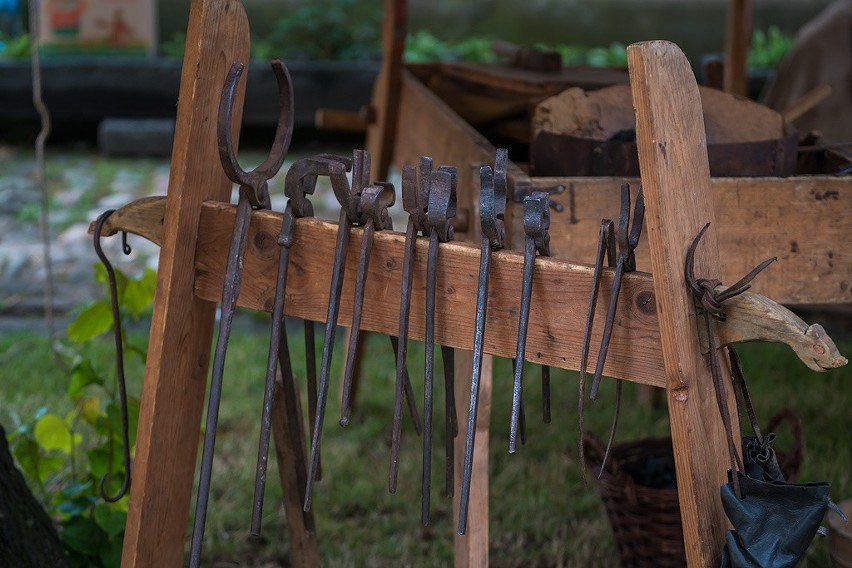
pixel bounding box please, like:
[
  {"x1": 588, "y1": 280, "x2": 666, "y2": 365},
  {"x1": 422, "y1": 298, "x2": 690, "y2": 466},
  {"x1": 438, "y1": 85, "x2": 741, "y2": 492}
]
[
  {"x1": 629, "y1": 40, "x2": 738, "y2": 567},
  {"x1": 120, "y1": 1, "x2": 250, "y2": 565},
  {"x1": 365, "y1": 0, "x2": 406, "y2": 181},
  {"x1": 271, "y1": 374, "x2": 321, "y2": 567},
  {"x1": 520, "y1": 176, "x2": 852, "y2": 304},
  {"x1": 191, "y1": 202, "x2": 665, "y2": 387}
]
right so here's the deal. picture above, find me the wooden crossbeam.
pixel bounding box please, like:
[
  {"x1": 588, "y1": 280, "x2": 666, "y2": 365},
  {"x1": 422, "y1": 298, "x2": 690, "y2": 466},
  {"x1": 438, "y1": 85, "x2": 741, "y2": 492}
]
[{"x1": 193, "y1": 202, "x2": 665, "y2": 386}]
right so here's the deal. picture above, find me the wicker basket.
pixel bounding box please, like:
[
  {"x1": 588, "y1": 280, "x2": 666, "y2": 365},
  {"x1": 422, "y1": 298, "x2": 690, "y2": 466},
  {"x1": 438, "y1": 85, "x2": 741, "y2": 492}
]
[{"x1": 582, "y1": 409, "x2": 803, "y2": 567}]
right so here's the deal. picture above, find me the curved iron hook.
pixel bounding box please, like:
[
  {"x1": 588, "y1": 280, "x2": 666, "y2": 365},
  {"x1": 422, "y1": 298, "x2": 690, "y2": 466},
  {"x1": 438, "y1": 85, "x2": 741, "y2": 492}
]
[{"x1": 93, "y1": 209, "x2": 133, "y2": 503}]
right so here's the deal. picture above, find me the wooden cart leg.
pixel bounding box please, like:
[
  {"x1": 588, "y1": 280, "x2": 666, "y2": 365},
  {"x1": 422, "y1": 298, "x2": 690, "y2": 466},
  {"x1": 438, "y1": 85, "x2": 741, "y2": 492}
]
[
  {"x1": 629, "y1": 40, "x2": 740, "y2": 567},
  {"x1": 120, "y1": 1, "x2": 250, "y2": 565},
  {"x1": 271, "y1": 373, "x2": 321, "y2": 566},
  {"x1": 453, "y1": 353, "x2": 491, "y2": 568}
]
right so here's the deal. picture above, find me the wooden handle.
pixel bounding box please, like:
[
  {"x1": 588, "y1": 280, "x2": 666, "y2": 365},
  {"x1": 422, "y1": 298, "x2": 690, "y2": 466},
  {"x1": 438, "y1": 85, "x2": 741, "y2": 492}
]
[
  {"x1": 314, "y1": 108, "x2": 371, "y2": 132},
  {"x1": 781, "y1": 84, "x2": 832, "y2": 124}
]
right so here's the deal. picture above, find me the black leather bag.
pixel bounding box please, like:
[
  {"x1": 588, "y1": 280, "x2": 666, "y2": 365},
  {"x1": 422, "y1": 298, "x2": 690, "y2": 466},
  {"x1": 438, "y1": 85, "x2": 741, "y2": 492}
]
[{"x1": 719, "y1": 349, "x2": 846, "y2": 568}]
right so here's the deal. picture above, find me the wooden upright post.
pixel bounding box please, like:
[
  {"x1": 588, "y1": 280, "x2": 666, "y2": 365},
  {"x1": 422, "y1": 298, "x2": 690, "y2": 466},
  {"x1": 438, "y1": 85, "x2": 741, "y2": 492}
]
[
  {"x1": 724, "y1": 0, "x2": 752, "y2": 96},
  {"x1": 629, "y1": 40, "x2": 739, "y2": 566},
  {"x1": 121, "y1": 1, "x2": 250, "y2": 565}
]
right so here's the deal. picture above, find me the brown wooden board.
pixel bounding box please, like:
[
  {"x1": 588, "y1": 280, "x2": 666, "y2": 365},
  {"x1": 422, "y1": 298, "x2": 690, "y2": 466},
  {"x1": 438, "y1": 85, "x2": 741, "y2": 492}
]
[
  {"x1": 191, "y1": 203, "x2": 664, "y2": 387},
  {"x1": 512, "y1": 176, "x2": 852, "y2": 305},
  {"x1": 120, "y1": 0, "x2": 250, "y2": 565},
  {"x1": 629, "y1": 40, "x2": 739, "y2": 567}
]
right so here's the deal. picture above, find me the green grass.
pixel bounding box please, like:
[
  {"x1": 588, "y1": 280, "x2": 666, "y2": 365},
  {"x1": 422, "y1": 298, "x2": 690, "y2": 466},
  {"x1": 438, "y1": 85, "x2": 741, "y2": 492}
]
[{"x1": 1, "y1": 319, "x2": 850, "y2": 566}]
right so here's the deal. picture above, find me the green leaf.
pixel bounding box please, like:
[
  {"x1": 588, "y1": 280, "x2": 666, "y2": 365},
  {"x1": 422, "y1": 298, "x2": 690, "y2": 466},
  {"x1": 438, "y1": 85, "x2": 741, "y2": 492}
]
[
  {"x1": 68, "y1": 360, "x2": 103, "y2": 398},
  {"x1": 34, "y1": 413, "x2": 73, "y2": 454},
  {"x1": 12, "y1": 437, "x2": 41, "y2": 482},
  {"x1": 61, "y1": 516, "x2": 105, "y2": 555},
  {"x1": 68, "y1": 301, "x2": 114, "y2": 344},
  {"x1": 87, "y1": 447, "x2": 114, "y2": 479},
  {"x1": 57, "y1": 498, "x2": 89, "y2": 517},
  {"x1": 122, "y1": 268, "x2": 157, "y2": 318},
  {"x1": 99, "y1": 533, "x2": 124, "y2": 568},
  {"x1": 94, "y1": 503, "x2": 127, "y2": 539},
  {"x1": 62, "y1": 480, "x2": 93, "y2": 499}
]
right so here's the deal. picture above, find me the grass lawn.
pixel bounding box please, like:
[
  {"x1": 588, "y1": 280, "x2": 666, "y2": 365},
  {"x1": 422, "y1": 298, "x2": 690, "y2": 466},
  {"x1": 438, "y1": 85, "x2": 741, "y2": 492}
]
[{"x1": 1, "y1": 314, "x2": 849, "y2": 567}]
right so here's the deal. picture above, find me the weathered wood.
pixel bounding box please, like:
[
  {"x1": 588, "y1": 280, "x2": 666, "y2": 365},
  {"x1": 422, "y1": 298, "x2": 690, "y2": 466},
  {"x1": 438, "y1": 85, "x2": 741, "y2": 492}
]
[
  {"x1": 724, "y1": 0, "x2": 752, "y2": 96},
  {"x1": 437, "y1": 61, "x2": 628, "y2": 96},
  {"x1": 192, "y1": 202, "x2": 664, "y2": 385},
  {"x1": 629, "y1": 40, "x2": 738, "y2": 567},
  {"x1": 453, "y1": 354, "x2": 491, "y2": 568},
  {"x1": 271, "y1": 373, "x2": 321, "y2": 567},
  {"x1": 519, "y1": 176, "x2": 852, "y2": 305},
  {"x1": 365, "y1": 0, "x2": 406, "y2": 181},
  {"x1": 120, "y1": 1, "x2": 250, "y2": 565}
]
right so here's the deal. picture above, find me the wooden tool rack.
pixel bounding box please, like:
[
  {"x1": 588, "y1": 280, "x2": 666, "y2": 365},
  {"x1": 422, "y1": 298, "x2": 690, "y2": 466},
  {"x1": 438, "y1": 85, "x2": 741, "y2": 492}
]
[{"x1": 103, "y1": 1, "x2": 850, "y2": 566}]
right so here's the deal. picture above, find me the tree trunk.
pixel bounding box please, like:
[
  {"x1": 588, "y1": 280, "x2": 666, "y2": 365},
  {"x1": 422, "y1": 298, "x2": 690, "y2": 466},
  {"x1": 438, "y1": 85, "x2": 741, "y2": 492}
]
[{"x1": 0, "y1": 424, "x2": 72, "y2": 567}]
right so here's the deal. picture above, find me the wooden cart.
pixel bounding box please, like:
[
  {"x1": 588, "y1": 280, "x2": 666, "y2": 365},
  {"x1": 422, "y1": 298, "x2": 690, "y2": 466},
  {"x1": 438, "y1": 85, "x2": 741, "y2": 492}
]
[{"x1": 102, "y1": 1, "x2": 849, "y2": 566}]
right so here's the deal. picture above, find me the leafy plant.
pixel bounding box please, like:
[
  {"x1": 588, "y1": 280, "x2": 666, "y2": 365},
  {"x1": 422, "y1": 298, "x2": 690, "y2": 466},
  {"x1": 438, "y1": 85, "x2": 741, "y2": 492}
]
[
  {"x1": 0, "y1": 32, "x2": 30, "y2": 58},
  {"x1": 748, "y1": 26, "x2": 793, "y2": 69},
  {"x1": 7, "y1": 264, "x2": 155, "y2": 567}
]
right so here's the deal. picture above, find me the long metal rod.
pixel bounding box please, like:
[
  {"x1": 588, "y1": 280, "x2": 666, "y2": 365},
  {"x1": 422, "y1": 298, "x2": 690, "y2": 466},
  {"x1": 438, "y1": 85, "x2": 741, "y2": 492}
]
[
  {"x1": 389, "y1": 217, "x2": 417, "y2": 493},
  {"x1": 305, "y1": 208, "x2": 352, "y2": 511},
  {"x1": 441, "y1": 344, "x2": 457, "y2": 498},
  {"x1": 304, "y1": 320, "x2": 320, "y2": 481},
  {"x1": 458, "y1": 235, "x2": 492, "y2": 535},
  {"x1": 422, "y1": 229, "x2": 440, "y2": 524},
  {"x1": 190, "y1": 196, "x2": 252, "y2": 566},
  {"x1": 509, "y1": 236, "x2": 537, "y2": 453}
]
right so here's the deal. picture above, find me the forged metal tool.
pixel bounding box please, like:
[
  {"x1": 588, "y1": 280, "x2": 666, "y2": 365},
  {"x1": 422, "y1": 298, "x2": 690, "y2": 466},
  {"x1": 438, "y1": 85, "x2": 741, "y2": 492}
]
[
  {"x1": 250, "y1": 154, "x2": 341, "y2": 537},
  {"x1": 338, "y1": 179, "x2": 401, "y2": 427},
  {"x1": 284, "y1": 154, "x2": 355, "y2": 485},
  {"x1": 458, "y1": 149, "x2": 508, "y2": 535},
  {"x1": 303, "y1": 149, "x2": 366, "y2": 511},
  {"x1": 388, "y1": 157, "x2": 431, "y2": 493},
  {"x1": 422, "y1": 166, "x2": 458, "y2": 524},
  {"x1": 190, "y1": 60, "x2": 293, "y2": 567},
  {"x1": 508, "y1": 192, "x2": 551, "y2": 454},
  {"x1": 92, "y1": 211, "x2": 133, "y2": 503},
  {"x1": 577, "y1": 182, "x2": 644, "y2": 475}
]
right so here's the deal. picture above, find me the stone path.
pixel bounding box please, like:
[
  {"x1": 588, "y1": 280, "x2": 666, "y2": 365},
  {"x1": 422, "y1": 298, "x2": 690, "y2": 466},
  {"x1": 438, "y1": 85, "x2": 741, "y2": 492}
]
[{"x1": 0, "y1": 143, "x2": 404, "y2": 331}]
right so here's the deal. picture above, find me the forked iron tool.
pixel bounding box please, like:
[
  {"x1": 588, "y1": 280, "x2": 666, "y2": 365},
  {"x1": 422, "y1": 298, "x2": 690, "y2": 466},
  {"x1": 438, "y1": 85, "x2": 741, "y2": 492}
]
[{"x1": 190, "y1": 59, "x2": 293, "y2": 568}]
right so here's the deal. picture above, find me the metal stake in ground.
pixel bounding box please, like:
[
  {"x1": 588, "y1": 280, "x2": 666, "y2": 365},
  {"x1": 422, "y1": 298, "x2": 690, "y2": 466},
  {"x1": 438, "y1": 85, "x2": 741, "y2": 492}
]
[
  {"x1": 422, "y1": 166, "x2": 457, "y2": 524},
  {"x1": 509, "y1": 191, "x2": 551, "y2": 454},
  {"x1": 388, "y1": 157, "x2": 431, "y2": 493},
  {"x1": 190, "y1": 60, "x2": 293, "y2": 568},
  {"x1": 250, "y1": 154, "x2": 338, "y2": 537},
  {"x1": 458, "y1": 149, "x2": 508, "y2": 535}
]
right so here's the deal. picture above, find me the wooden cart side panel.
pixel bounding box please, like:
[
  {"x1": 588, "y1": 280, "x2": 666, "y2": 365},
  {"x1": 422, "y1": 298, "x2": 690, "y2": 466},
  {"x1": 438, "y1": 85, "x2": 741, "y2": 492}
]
[
  {"x1": 520, "y1": 176, "x2": 852, "y2": 304},
  {"x1": 629, "y1": 40, "x2": 737, "y2": 567},
  {"x1": 121, "y1": 0, "x2": 250, "y2": 565}
]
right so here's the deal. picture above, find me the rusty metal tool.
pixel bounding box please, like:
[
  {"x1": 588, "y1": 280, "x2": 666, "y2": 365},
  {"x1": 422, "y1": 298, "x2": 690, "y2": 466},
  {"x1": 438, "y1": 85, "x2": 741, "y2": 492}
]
[
  {"x1": 189, "y1": 60, "x2": 293, "y2": 567},
  {"x1": 250, "y1": 153, "x2": 342, "y2": 537},
  {"x1": 577, "y1": 182, "x2": 644, "y2": 475},
  {"x1": 421, "y1": 165, "x2": 458, "y2": 524},
  {"x1": 284, "y1": 154, "x2": 358, "y2": 488},
  {"x1": 509, "y1": 191, "x2": 551, "y2": 454},
  {"x1": 388, "y1": 156, "x2": 431, "y2": 493},
  {"x1": 338, "y1": 178, "x2": 399, "y2": 427},
  {"x1": 302, "y1": 149, "x2": 367, "y2": 512},
  {"x1": 458, "y1": 149, "x2": 508, "y2": 535}
]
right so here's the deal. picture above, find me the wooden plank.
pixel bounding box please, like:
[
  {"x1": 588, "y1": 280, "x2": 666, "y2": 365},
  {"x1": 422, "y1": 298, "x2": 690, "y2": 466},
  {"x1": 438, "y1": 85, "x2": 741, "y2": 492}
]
[
  {"x1": 365, "y1": 0, "x2": 406, "y2": 181},
  {"x1": 453, "y1": 354, "x2": 491, "y2": 568},
  {"x1": 629, "y1": 40, "x2": 739, "y2": 567},
  {"x1": 192, "y1": 202, "x2": 665, "y2": 386},
  {"x1": 517, "y1": 176, "x2": 852, "y2": 304},
  {"x1": 271, "y1": 373, "x2": 321, "y2": 566},
  {"x1": 121, "y1": 0, "x2": 250, "y2": 566},
  {"x1": 724, "y1": 0, "x2": 752, "y2": 96}
]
